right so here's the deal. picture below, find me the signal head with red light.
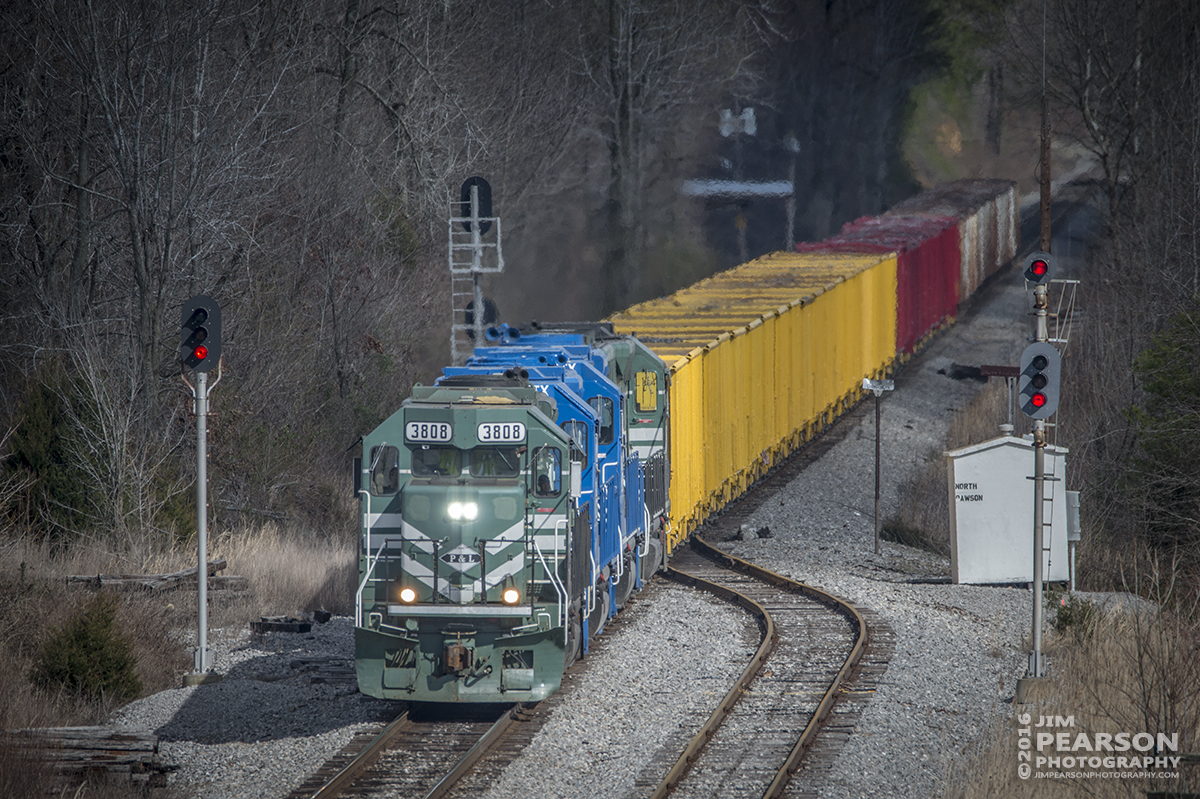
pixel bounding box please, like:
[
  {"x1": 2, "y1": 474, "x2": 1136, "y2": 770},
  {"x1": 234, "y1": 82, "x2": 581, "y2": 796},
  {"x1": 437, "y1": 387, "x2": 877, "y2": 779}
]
[
  {"x1": 1018, "y1": 342, "x2": 1060, "y2": 419},
  {"x1": 181, "y1": 296, "x2": 221, "y2": 372},
  {"x1": 1023, "y1": 251, "x2": 1055, "y2": 285}
]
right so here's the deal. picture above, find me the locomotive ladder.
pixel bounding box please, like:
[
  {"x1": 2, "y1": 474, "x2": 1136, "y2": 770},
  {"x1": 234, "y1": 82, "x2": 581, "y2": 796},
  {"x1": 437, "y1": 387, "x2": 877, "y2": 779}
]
[{"x1": 447, "y1": 186, "x2": 503, "y2": 365}]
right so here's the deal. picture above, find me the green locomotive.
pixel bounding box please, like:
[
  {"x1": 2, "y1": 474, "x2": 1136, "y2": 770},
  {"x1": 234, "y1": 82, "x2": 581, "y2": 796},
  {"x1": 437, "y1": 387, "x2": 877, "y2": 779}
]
[{"x1": 354, "y1": 375, "x2": 586, "y2": 701}]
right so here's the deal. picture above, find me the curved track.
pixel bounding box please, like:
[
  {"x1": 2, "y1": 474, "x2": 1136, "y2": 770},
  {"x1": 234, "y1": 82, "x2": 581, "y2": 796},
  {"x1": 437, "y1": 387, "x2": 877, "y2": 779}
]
[
  {"x1": 289, "y1": 543, "x2": 878, "y2": 799},
  {"x1": 628, "y1": 537, "x2": 867, "y2": 798}
]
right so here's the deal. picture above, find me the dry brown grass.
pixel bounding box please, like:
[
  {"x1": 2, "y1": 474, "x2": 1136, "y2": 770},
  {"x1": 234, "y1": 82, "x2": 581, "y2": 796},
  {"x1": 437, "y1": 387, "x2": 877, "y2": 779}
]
[
  {"x1": 0, "y1": 538, "x2": 192, "y2": 797},
  {"x1": 945, "y1": 604, "x2": 1200, "y2": 797},
  {"x1": 208, "y1": 522, "x2": 357, "y2": 626},
  {"x1": 0, "y1": 522, "x2": 356, "y2": 796}
]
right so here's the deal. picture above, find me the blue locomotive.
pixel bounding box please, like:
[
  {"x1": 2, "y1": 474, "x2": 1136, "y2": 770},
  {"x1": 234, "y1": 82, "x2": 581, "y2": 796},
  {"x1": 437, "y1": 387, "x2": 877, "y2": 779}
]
[{"x1": 354, "y1": 323, "x2": 669, "y2": 702}]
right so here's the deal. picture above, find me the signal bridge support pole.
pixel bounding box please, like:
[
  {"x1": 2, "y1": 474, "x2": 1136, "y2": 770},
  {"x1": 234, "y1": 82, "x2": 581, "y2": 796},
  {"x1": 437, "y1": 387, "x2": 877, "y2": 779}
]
[{"x1": 471, "y1": 183, "x2": 484, "y2": 348}]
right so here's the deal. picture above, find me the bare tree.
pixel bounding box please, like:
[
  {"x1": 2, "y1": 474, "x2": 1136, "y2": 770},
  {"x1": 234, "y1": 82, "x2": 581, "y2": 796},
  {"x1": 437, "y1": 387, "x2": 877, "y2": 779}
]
[
  {"x1": 575, "y1": 0, "x2": 764, "y2": 313},
  {"x1": 0, "y1": 0, "x2": 305, "y2": 540}
]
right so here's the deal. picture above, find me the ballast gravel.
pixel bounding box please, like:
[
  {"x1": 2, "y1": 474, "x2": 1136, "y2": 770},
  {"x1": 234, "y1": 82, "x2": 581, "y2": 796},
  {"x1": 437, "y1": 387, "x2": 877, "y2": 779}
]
[
  {"x1": 109, "y1": 194, "x2": 1120, "y2": 798},
  {"x1": 108, "y1": 620, "x2": 395, "y2": 799}
]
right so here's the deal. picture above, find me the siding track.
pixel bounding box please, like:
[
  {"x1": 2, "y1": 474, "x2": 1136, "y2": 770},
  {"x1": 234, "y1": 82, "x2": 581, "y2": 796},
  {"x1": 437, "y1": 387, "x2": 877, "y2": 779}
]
[{"x1": 641, "y1": 536, "x2": 869, "y2": 798}]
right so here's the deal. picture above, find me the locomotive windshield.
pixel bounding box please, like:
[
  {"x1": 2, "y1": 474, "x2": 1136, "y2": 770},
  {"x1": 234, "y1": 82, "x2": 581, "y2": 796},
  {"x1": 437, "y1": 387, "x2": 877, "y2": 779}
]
[
  {"x1": 561, "y1": 420, "x2": 589, "y2": 460},
  {"x1": 588, "y1": 397, "x2": 614, "y2": 445},
  {"x1": 533, "y1": 446, "x2": 562, "y2": 496},
  {"x1": 411, "y1": 446, "x2": 462, "y2": 477},
  {"x1": 469, "y1": 447, "x2": 521, "y2": 477}
]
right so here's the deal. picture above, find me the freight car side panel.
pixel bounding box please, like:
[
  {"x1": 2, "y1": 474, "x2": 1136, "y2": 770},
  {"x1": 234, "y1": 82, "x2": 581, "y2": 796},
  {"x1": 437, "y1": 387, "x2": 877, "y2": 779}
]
[
  {"x1": 896, "y1": 223, "x2": 960, "y2": 354},
  {"x1": 658, "y1": 253, "x2": 898, "y2": 545},
  {"x1": 886, "y1": 179, "x2": 1017, "y2": 303},
  {"x1": 799, "y1": 216, "x2": 960, "y2": 356},
  {"x1": 666, "y1": 358, "x2": 702, "y2": 550}
]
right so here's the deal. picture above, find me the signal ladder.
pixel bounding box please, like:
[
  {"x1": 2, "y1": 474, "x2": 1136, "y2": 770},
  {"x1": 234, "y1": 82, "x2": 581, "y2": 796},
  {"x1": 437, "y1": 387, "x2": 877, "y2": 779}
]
[
  {"x1": 448, "y1": 185, "x2": 503, "y2": 365},
  {"x1": 1038, "y1": 277, "x2": 1077, "y2": 572},
  {"x1": 1040, "y1": 429, "x2": 1060, "y2": 572}
]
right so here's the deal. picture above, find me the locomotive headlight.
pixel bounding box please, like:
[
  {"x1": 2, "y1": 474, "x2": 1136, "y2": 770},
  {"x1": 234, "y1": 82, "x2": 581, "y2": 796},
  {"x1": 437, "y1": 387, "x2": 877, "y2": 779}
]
[
  {"x1": 398, "y1": 586, "x2": 417, "y2": 604},
  {"x1": 502, "y1": 586, "x2": 521, "y2": 605},
  {"x1": 447, "y1": 501, "x2": 478, "y2": 521}
]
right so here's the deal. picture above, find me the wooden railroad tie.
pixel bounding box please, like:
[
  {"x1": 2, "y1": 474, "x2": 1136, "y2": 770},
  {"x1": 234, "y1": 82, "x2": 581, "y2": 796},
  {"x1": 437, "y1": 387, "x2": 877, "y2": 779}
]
[
  {"x1": 65, "y1": 558, "x2": 249, "y2": 593},
  {"x1": 6, "y1": 726, "x2": 176, "y2": 787}
]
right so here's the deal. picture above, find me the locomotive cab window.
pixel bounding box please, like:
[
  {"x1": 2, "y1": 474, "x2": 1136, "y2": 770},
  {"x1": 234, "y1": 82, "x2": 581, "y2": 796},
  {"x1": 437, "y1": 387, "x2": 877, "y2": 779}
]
[
  {"x1": 533, "y1": 446, "x2": 562, "y2": 497},
  {"x1": 588, "y1": 397, "x2": 614, "y2": 446},
  {"x1": 635, "y1": 371, "x2": 658, "y2": 413},
  {"x1": 561, "y1": 420, "x2": 589, "y2": 461},
  {"x1": 411, "y1": 446, "x2": 462, "y2": 477},
  {"x1": 469, "y1": 447, "x2": 521, "y2": 477},
  {"x1": 369, "y1": 445, "x2": 400, "y2": 496}
]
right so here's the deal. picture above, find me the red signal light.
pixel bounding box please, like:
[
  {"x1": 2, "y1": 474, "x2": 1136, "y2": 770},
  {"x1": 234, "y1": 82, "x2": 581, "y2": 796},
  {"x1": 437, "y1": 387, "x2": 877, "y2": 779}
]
[
  {"x1": 1022, "y1": 251, "x2": 1055, "y2": 285},
  {"x1": 193, "y1": 345, "x2": 208, "y2": 361},
  {"x1": 1031, "y1": 392, "x2": 1047, "y2": 408}
]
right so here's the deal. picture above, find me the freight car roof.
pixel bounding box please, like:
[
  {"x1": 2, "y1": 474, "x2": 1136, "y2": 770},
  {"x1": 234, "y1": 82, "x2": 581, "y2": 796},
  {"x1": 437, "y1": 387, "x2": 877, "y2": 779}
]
[
  {"x1": 884, "y1": 178, "x2": 1016, "y2": 217},
  {"x1": 795, "y1": 214, "x2": 957, "y2": 254},
  {"x1": 606, "y1": 251, "x2": 890, "y2": 366}
]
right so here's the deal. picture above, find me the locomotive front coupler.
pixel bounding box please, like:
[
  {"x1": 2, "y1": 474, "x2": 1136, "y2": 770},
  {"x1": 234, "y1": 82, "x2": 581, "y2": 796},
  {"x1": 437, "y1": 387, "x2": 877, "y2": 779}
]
[{"x1": 444, "y1": 631, "x2": 476, "y2": 674}]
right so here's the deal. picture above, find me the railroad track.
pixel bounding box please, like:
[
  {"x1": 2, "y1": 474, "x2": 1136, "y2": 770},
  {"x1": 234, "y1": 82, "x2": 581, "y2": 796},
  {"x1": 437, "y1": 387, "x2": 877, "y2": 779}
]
[
  {"x1": 649, "y1": 396, "x2": 895, "y2": 799},
  {"x1": 288, "y1": 547, "x2": 880, "y2": 799},
  {"x1": 613, "y1": 536, "x2": 867, "y2": 798},
  {"x1": 293, "y1": 406, "x2": 886, "y2": 799},
  {"x1": 286, "y1": 703, "x2": 531, "y2": 799}
]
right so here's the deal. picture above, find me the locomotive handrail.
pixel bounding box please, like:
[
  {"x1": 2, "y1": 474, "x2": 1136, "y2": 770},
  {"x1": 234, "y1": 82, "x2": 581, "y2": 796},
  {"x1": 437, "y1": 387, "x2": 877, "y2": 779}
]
[
  {"x1": 355, "y1": 445, "x2": 389, "y2": 626},
  {"x1": 355, "y1": 530, "x2": 385, "y2": 627},
  {"x1": 586, "y1": 552, "x2": 597, "y2": 616},
  {"x1": 532, "y1": 536, "x2": 567, "y2": 636},
  {"x1": 638, "y1": 504, "x2": 650, "y2": 559}
]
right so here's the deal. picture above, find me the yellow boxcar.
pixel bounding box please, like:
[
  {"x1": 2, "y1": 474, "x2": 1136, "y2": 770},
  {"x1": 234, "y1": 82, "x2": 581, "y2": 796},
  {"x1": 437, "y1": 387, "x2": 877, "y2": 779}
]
[{"x1": 608, "y1": 251, "x2": 898, "y2": 552}]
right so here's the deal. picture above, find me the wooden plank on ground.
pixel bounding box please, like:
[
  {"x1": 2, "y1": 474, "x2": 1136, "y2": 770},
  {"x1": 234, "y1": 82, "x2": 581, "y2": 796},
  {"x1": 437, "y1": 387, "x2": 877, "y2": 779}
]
[
  {"x1": 65, "y1": 559, "x2": 248, "y2": 592},
  {"x1": 6, "y1": 726, "x2": 176, "y2": 785}
]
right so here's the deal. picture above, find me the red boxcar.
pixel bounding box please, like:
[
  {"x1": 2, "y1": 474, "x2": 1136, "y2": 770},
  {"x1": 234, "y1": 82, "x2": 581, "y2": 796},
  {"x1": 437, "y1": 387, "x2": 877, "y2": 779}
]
[
  {"x1": 796, "y1": 214, "x2": 960, "y2": 354},
  {"x1": 885, "y1": 179, "x2": 1018, "y2": 306}
]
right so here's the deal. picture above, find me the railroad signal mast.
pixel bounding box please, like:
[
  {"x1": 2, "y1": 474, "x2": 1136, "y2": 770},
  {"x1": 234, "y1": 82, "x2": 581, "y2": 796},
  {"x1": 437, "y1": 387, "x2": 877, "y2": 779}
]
[
  {"x1": 1021, "y1": 250, "x2": 1057, "y2": 684},
  {"x1": 180, "y1": 295, "x2": 222, "y2": 684},
  {"x1": 449, "y1": 177, "x2": 504, "y2": 365}
]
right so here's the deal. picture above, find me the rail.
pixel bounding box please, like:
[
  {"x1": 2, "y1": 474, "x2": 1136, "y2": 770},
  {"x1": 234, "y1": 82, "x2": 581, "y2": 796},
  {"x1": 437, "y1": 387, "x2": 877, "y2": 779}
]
[
  {"x1": 301, "y1": 704, "x2": 533, "y2": 799},
  {"x1": 650, "y1": 535, "x2": 869, "y2": 798},
  {"x1": 304, "y1": 710, "x2": 411, "y2": 799},
  {"x1": 422, "y1": 704, "x2": 533, "y2": 799}
]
